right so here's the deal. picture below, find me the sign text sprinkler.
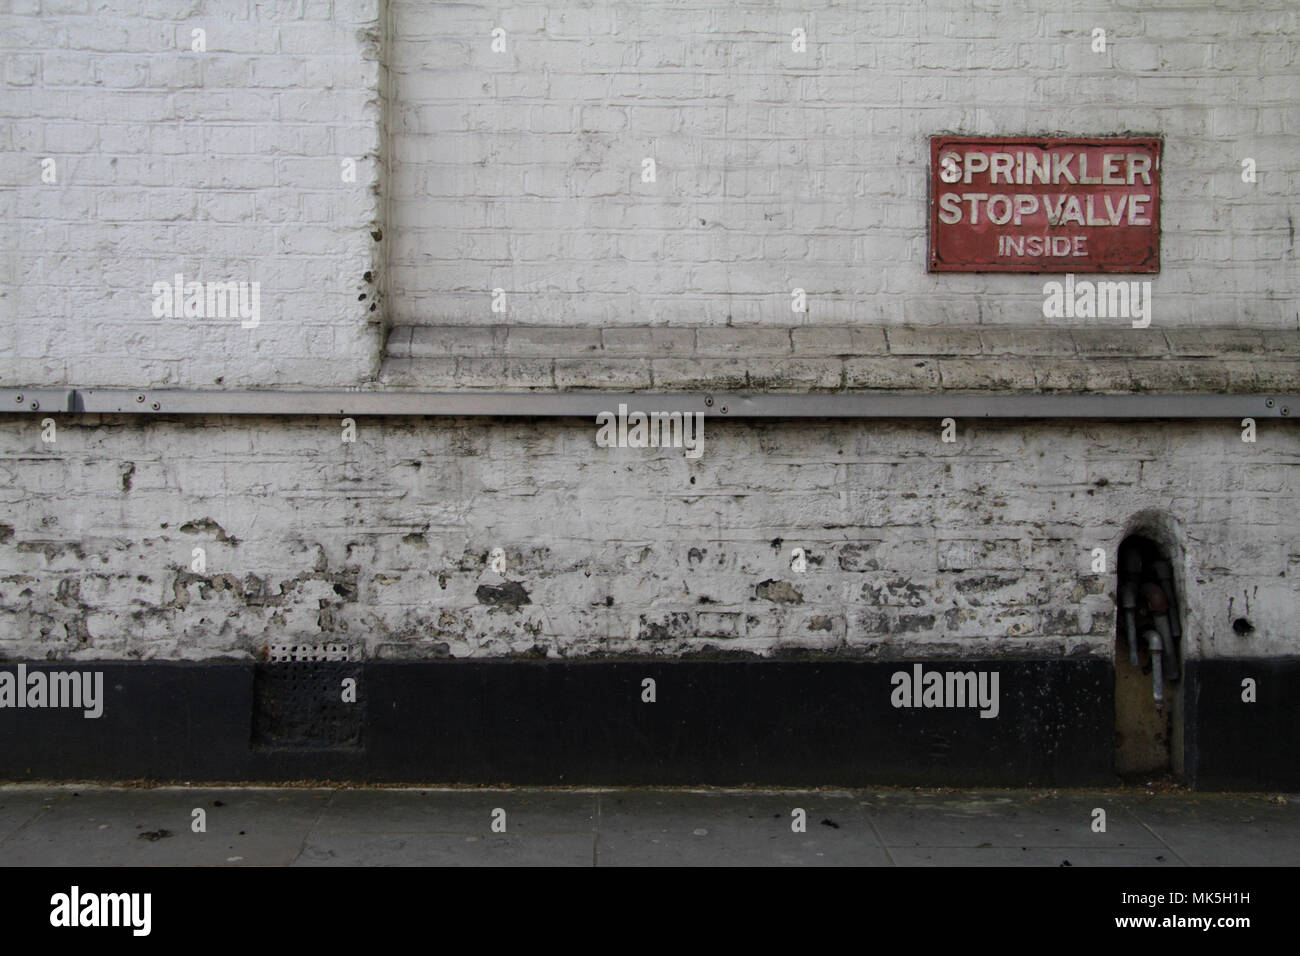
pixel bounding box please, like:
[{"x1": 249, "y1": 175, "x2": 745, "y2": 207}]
[{"x1": 929, "y1": 136, "x2": 1161, "y2": 273}]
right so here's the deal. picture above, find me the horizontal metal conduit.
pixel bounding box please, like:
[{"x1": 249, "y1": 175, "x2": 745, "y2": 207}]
[{"x1": 0, "y1": 388, "x2": 1294, "y2": 419}]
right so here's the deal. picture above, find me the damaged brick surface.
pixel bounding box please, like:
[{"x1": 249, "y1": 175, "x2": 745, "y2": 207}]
[{"x1": 0, "y1": 416, "x2": 1295, "y2": 662}]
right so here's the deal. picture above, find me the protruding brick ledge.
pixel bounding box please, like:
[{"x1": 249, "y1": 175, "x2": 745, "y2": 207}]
[{"x1": 381, "y1": 325, "x2": 1300, "y2": 393}]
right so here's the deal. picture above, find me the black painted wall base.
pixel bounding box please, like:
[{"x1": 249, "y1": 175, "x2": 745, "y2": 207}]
[
  {"x1": 1184, "y1": 658, "x2": 1300, "y2": 791},
  {"x1": 0, "y1": 658, "x2": 1294, "y2": 789}
]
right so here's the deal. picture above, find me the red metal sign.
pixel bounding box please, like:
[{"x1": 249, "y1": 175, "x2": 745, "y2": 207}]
[{"x1": 929, "y1": 136, "x2": 1161, "y2": 273}]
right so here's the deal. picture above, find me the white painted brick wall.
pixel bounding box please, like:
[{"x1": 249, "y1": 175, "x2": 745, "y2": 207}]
[
  {"x1": 1, "y1": 417, "x2": 1294, "y2": 661},
  {"x1": 389, "y1": 1, "x2": 1300, "y2": 330},
  {"x1": 6, "y1": 2, "x2": 1297, "y2": 387},
  {"x1": 1, "y1": 4, "x2": 1296, "y2": 666},
  {"x1": 1, "y1": 0, "x2": 385, "y2": 388}
]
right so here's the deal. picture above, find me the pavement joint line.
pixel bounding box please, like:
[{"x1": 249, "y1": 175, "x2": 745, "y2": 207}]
[
  {"x1": 1109, "y1": 797, "x2": 1194, "y2": 866},
  {"x1": 592, "y1": 793, "x2": 601, "y2": 868},
  {"x1": 864, "y1": 812, "x2": 899, "y2": 867},
  {"x1": 1128, "y1": 816, "x2": 1193, "y2": 867},
  {"x1": 0, "y1": 812, "x2": 41, "y2": 848},
  {"x1": 290, "y1": 788, "x2": 338, "y2": 867},
  {"x1": 1, "y1": 793, "x2": 62, "y2": 848}
]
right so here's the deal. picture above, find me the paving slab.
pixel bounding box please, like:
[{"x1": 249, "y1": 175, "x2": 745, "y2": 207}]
[
  {"x1": 0, "y1": 785, "x2": 1296, "y2": 867},
  {"x1": 1116, "y1": 793, "x2": 1300, "y2": 866},
  {"x1": 0, "y1": 787, "x2": 331, "y2": 867},
  {"x1": 891, "y1": 846, "x2": 1183, "y2": 866},
  {"x1": 595, "y1": 790, "x2": 891, "y2": 866},
  {"x1": 295, "y1": 830, "x2": 594, "y2": 867},
  {"x1": 311, "y1": 788, "x2": 597, "y2": 835},
  {"x1": 859, "y1": 790, "x2": 1163, "y2": 850}
]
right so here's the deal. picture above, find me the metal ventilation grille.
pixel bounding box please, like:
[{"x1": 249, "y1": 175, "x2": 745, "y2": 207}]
[
  {"x1": 252, "y1": 643, "x2": 363, "y2": 750},
  {"x1": 265, "y1": 642, "x2": 358, "y2": 662}
]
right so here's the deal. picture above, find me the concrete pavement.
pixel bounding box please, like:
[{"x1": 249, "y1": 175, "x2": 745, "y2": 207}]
[{"x1": 1, "y1": 784, "x2": 1296, "y2": 866}]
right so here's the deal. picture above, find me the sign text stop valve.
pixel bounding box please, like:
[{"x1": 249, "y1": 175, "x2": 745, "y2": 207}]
[{"x1": 929, "y1": 136, "x2": 1161, "y2": 273}]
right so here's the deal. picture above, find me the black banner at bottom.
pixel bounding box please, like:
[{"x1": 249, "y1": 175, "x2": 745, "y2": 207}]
[{"x1": 1, "y1": 866, "x2": 1274, "y2": 942}]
